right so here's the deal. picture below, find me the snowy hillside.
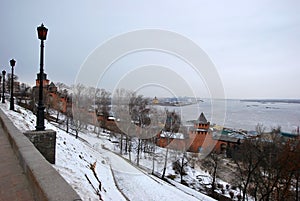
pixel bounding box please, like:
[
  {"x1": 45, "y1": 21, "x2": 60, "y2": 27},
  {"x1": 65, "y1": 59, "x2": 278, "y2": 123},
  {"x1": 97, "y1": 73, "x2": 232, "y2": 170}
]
[{"x1": 0, "y1": 103, "x2": 216, "y2": 201}]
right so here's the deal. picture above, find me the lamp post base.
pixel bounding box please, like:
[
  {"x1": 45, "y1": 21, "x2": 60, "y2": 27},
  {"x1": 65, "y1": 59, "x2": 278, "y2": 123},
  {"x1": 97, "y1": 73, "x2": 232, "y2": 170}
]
[
  {"x1": 10, "y1": 97, "x2": 14, "y2": 110},
  {"x1": 36, "y1": 105, "x2": 45, "y2": 131}
]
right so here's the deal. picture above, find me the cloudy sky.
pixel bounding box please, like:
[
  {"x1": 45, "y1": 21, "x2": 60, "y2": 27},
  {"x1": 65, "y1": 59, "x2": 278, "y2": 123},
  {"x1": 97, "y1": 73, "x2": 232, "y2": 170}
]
[{"x1": 0, "y1": 0, "x2": 299, "y2": 99}]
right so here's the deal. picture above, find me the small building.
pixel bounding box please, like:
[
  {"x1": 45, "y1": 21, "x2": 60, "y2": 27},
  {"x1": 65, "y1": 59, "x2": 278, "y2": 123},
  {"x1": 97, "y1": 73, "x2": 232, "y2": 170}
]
[
  {"x1": 156, "y1": 130, "x2": 188, "y2": 150},
  {"x1": 213, "y1": 133, "x2": 241, "y2": 154}
]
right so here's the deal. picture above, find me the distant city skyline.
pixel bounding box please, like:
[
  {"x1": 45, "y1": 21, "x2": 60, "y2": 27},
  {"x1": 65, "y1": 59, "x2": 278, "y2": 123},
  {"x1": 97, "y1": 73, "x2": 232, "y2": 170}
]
[{"x1": 1, "y1": 0, "x2": 299, "y2": 99}]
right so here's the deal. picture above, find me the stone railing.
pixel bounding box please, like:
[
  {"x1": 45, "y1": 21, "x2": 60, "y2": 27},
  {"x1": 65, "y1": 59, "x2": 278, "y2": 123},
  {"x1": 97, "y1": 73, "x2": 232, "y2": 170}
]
[{"x1": 0, "y1": 109, "x2": 82, "y2": 201}]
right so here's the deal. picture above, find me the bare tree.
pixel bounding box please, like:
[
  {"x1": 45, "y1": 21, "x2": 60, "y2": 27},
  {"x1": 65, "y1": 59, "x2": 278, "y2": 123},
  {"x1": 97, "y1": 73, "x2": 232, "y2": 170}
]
[
  {"x1": 128, "y1": 93, "x2": 151, "y2": 166},
  {"x1": 65, "y1": 96, "x2": 72, "y2": 133},
  {"x1": 112, "y1": 89, "x2": 133, "y2": 155},
  {"x1": 254, "y1": 135, "x2": 300, "y2": 201},
  {"x1": 144, "y1": 107, "x2": 165, "y2": 175},
  {"x1": 256, "y1": 123, "x2": 266, "y2": 136},
  {"x1": 176, "y1": 152, "x2": 189, "y2": 184},
  {"x1": 71, "y1": 83, "x2": 86, "y2": 139},
  {"x1": 232, "y1": 139, "x2": 264, "y2": 201},
  {"x1": 209, "y1": 151, "x2": 221, "y2": 195},
  {"x1": 112, "y1": 88, "x2": 125, "y2": 154},
  {"x1": 232, "y1": 126, "x2": 300, "y2": 201},
  {"x1": 16, "y1": 83, "x2": 31, "y2": 106},
  {"x1": 6, "y1": 73, "x2": 18, "y2": 94},
  {"x1": 161, "y1": 110, "x2": 181, "y2": 180},
  {"x1": 72, "y1": 110, "x2": 85, "y2": 139},
  {"x1": 96, "y1": 88, "x2": 111, "y2": 131}
]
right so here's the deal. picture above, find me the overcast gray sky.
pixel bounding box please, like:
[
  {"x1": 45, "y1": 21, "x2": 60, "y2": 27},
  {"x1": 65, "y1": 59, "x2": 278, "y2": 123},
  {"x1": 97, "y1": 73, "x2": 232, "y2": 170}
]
[{"x1": 0, "y1": 0, "x2": 299, "y2": 99}]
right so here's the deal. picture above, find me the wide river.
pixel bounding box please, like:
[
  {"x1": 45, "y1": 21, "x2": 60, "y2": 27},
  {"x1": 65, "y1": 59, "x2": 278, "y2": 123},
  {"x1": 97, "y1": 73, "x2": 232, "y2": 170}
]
[{"x1": 157, "y1": 99, "x2": 300, "y2": 133}]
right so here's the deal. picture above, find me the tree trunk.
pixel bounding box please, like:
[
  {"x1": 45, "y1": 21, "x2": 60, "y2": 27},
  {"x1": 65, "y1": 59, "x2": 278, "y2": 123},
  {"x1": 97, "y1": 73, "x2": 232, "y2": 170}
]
[
  {"x1": 152, "y1": 150, "x2": 155, "y2": 175},
  {"x1": 66, "y1": 117, "x2": 69, "y2": 133},
  {"x1": 125, "y1": 135, "x2": 128, "y2": 154},
  {"x1": 56, "y1": 111, "x2": 59, "y2": 122},
  {"x1": 242, "y1": 173, "x2": 251, "y2": 201},
  {"x1": 254, "y1": 185, "x2": 258, "y2": 201},
  {"x1": 211, "y1": 161, "x2": 217, "y2": 195},
  {"x1": 161, "y1": 147, "x2": 169, "y2": 179},
  {"x1": 296, "y1": 173, "x2": 299, "y2": 201},
  {"x1": 120, "y1": 134, "x2": 123, "y2": 155},
  {"x1": 128, "y1": 139, "x2": 132, "y2": 162},
  {"x1": 180, "y1": 155, "x2": 184, "y2": 184},
  {"x1": 137, "y1": 139, "x2": 141, "y2": 166}
]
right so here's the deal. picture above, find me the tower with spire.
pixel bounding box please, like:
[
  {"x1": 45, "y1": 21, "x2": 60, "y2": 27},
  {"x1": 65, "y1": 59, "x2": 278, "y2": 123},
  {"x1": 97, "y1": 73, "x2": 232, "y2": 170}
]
[{"x1": 188, "y1": 112, "x2": 213, "y2": 153}]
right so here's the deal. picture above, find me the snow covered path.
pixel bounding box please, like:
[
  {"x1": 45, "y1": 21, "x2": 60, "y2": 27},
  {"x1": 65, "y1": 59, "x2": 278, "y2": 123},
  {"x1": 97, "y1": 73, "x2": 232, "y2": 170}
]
[
  {"x1": 89, "y1": 141, "x2": 214, "y2": 201},
  {"x1": 103, "y1": 151, "x2": 201, "y2": 201}
]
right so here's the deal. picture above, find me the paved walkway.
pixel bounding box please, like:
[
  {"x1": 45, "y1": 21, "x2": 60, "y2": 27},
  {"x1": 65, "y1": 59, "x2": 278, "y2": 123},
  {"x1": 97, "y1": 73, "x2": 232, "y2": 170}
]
[{"x1": 0, "y1": 125, "x2": 34, "y2": 201}]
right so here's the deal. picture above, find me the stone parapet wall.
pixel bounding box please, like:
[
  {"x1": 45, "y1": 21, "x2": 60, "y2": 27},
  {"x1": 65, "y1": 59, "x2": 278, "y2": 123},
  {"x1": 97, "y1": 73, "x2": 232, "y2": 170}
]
[{"x1": 0, "y1": 109, "x2": 82, "y2": 201}]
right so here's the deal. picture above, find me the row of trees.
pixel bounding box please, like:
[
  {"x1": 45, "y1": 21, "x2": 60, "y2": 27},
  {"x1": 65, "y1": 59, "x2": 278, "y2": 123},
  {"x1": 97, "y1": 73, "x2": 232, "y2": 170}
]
[
  {"x1": 1, "y1": 73, "x2": 33, "y2": 105},
  {"x1": 232, "y1": 129, "x2": 300, "y2": 201},
  {"x1": 0, "y1": 73, "x2": 18, "y2": 93},
  {"x1": 201, "y1": 125, "x2": 300, "y2": 201},
  {"x1": 70, "y1": 84, "x2": 186, "y2": 179}
]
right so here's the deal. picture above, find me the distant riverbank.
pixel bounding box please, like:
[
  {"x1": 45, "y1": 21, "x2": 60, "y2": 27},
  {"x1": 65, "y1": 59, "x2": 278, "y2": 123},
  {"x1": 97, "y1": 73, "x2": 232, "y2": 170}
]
[
  {"x1": 241, "y1": 99, "x2": 300, "y2": 104},
  {"x1": 154, "y1": 101, "x2": 202, "y2": 107}
]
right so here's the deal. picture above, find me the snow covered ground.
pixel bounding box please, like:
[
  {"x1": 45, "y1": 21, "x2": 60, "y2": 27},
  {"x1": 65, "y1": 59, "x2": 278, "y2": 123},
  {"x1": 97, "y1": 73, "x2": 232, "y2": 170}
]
[{"x1": 0, "y1": 102, "x2": 216, "y2": 201}]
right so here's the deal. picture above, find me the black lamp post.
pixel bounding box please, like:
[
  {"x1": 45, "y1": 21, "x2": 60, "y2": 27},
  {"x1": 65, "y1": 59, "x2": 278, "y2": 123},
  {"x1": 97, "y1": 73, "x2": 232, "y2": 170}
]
[
  {"x1": 36, "y1": 23, "x2": 48, "y2": 131},
  {"x1": 9, "y1": 59, "x2": 16, "y2": 110},
  {"x1": 2, "y1": 70, "x2": 6, "y2": 103},
  {"x1": 0, "y1": 75, "x2": 2, "y2": 100}
]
